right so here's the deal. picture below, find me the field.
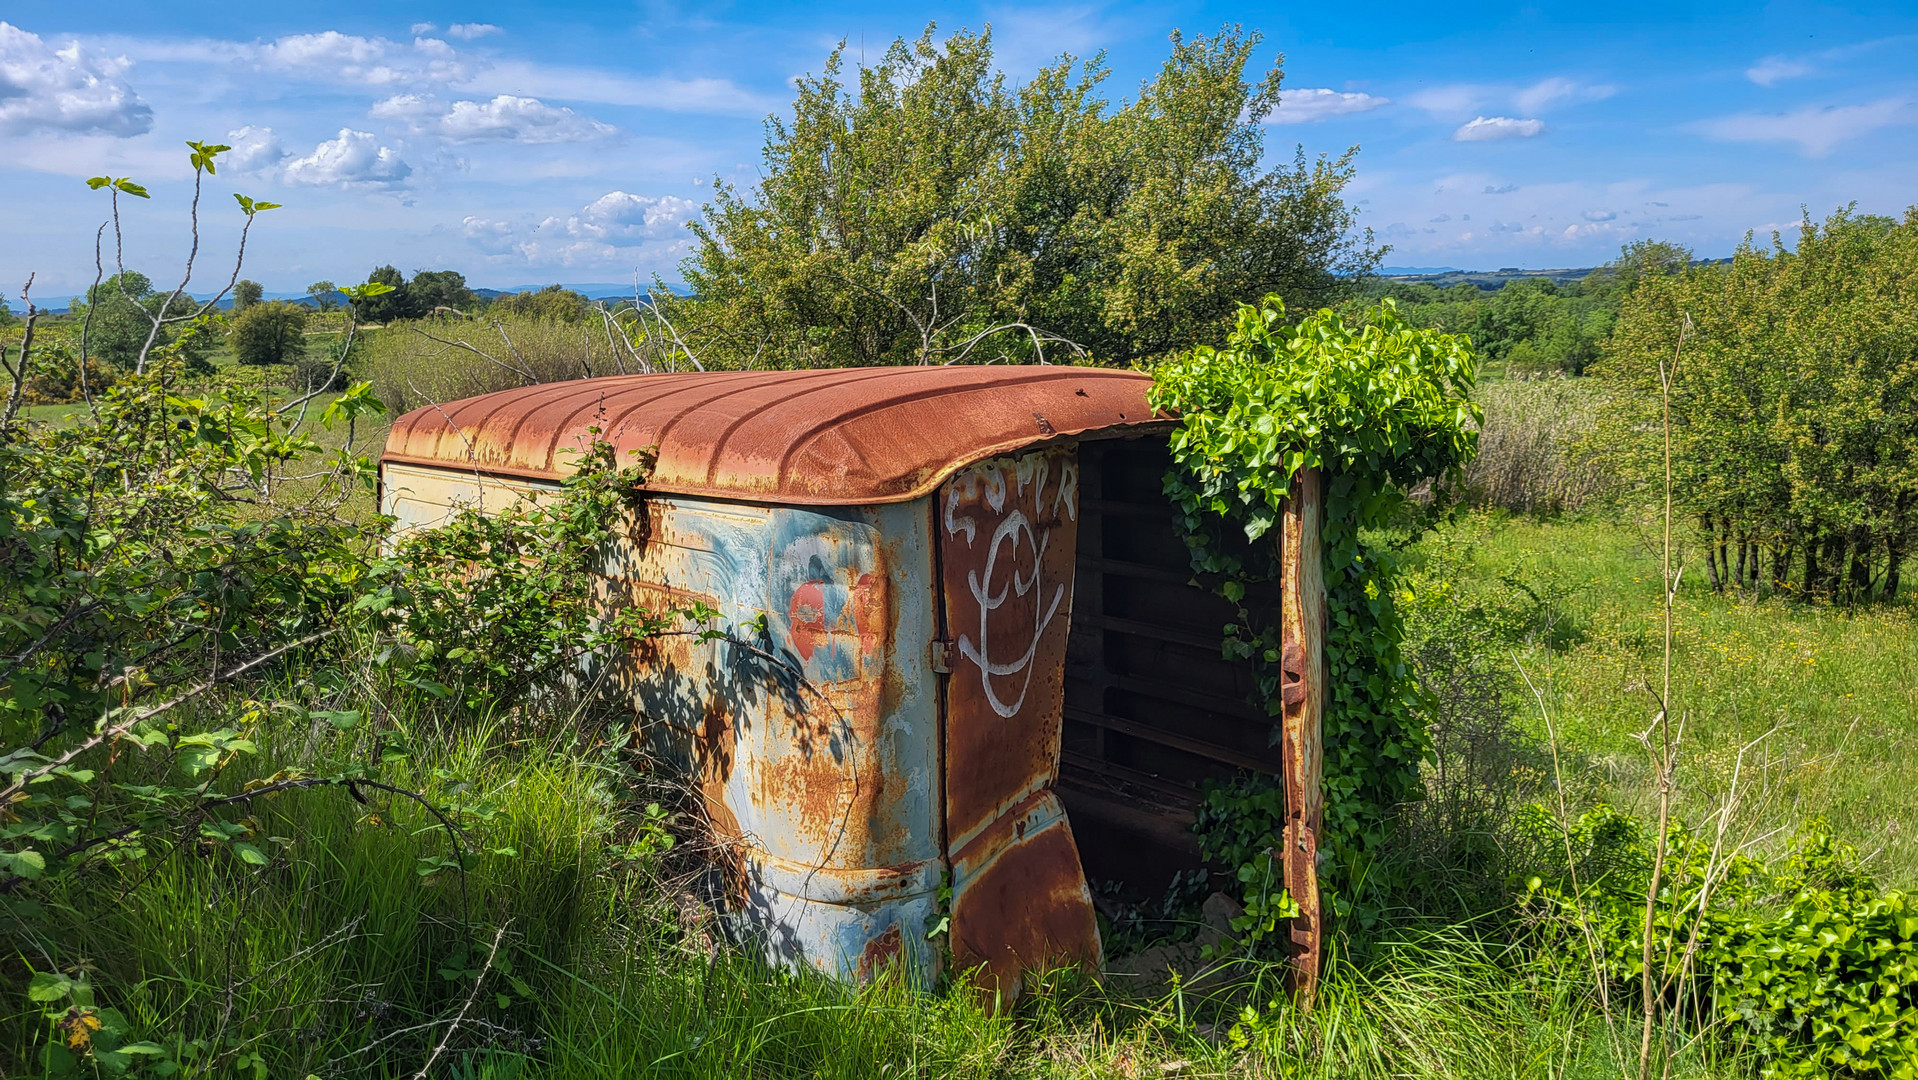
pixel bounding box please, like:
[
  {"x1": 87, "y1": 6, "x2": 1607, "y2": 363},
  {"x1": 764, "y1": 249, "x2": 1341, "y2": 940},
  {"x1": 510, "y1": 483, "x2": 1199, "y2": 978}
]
[
  {"x1": 3, "y1": 344, "x2": 1911, "y2": 1078},
  {"x1": 1453, "y1": 513, "x2": 1918, "y2": 886}
]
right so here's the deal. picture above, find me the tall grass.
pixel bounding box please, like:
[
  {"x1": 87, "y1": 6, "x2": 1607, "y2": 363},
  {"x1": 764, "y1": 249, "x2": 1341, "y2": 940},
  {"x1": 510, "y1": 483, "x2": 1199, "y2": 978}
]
[
  {"x1": 1464, "y1": 376, "x2": 1611, "y2": 514},
  {"x1": 1, "y1": 671, "x2": 1762, "y2": 1079},
  {"x1": 362, "y1": 314, "x2": 634, "y2": 415},
  {"x1": 1427, "y1": 511, "x2": 1918, "y2": 886}
]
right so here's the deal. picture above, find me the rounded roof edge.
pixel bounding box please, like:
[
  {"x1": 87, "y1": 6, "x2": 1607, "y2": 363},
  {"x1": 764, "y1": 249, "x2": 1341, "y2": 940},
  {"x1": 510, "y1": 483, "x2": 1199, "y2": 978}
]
[{"x1": 379, "y1": 366, "x2": 1171, "y2": 506}]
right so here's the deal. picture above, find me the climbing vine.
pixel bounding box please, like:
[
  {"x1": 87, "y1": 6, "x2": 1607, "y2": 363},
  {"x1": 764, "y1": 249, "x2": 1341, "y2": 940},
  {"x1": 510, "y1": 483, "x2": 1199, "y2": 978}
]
[{"x1": 1148, "y1": 295, "x2": 1480, "y2": 938}]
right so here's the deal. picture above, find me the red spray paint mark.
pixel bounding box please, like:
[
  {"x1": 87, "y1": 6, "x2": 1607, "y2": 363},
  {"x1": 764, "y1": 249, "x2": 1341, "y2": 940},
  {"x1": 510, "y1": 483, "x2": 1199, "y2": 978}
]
[{"x1": 788, "y1": 580, "x2": 827, "y2": 660}]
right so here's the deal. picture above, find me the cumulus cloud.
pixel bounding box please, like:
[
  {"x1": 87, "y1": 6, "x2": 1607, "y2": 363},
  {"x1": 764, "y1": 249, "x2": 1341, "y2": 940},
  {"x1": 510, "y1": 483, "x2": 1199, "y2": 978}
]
[
  {"x1": 1270, "y1": 88, "x2": 1390, "y2": 124},
  {"x1": 1700, "y1": 97, "x2": 1916, "y2": 157},
  {"x1": 465, "y1": 191, "x2": 701, "y2": 266},
  {"x1": 283, "y1": 128, "x2": 411, "y2": 187},
  {"x1": 224, "y1": 125, "x2": 285, "y2": 171},
  {"x1": 0, "y1": 21, "x2": 152, "y2": 136},
  {"x1": 374, "y1": 93, "x2": 614, "y2": 143},
  {"x1": 1582, "y1": 208, "x2": 1616, "y2": 221},
  {"x1": 1746, "y1": 56, "x2": 1813, "y2": 86},
  {"x1": 1455, "y1": 116, "x2": 1546, "y2": 141},
  {"x1": 447, "y1": 24, "x2": 502, "y2": 40},
  {"x1": 564, "y1": 191, "x2": 698, "y2": 245},
  {"x1": 410, "y1": 22, "x2": 437, "y2": 35}
]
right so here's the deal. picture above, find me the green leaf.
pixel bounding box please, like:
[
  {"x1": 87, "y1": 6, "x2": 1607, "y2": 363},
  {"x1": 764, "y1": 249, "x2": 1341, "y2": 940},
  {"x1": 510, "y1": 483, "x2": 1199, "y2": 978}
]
[
  {"x1": 231, "y1": 842, "x2": 269, "y2": 866},
  {"x1": 28, "y1": 971, "x2": 73, "y2": 1002}
]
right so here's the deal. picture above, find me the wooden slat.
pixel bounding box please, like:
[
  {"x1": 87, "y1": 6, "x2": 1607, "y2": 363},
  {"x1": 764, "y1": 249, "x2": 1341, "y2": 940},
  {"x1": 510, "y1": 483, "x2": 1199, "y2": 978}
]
[
  {"x1": 1063, "y1": 706, "x2": 1283, "y2": 776},
  {"x1": 1068, "y1": 611, "x2": 1221, "y2": 651}
]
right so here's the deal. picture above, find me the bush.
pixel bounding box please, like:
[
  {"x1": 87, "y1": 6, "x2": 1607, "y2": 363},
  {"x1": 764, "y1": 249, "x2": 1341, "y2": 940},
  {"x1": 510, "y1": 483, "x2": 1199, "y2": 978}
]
[
  {"x1": 1524, "y1": 809, "x2": 1916, "y2": 1078},
  {"x1": 231, "y1": 300, "x2": 308, "y2": 366}
]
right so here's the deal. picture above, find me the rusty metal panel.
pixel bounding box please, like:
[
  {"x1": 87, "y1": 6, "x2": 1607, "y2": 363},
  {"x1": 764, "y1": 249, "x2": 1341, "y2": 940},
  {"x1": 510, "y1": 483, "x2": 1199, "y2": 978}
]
[
  {"x1": 381, "y1": 459, "x2": 947, "y2": 986},
  {"x1": 1278, "y1": 467, "x2": 1326, "y2": 1005},
  {"x1": 938, "y1": 446, "x2": 1101, "y2": 998},
  {"x1": 381, "y1": 367, "x2": 1168, "y2": 507},
  {"x1": 607, "y1": 494, "x2": 945, "y2": 984}
]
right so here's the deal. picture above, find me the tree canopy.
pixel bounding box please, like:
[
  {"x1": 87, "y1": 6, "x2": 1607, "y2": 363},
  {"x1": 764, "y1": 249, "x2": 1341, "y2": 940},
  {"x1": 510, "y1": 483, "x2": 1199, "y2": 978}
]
[
  {"x1": 232, "y1": 300, "x2": 308, "y2": 367},
  {"x1": 667, "y1": 25, "x2": 1380, "y2": 369},
  {"x1": 1594, "y1": 206, "x2": 1918, "y2": 601}
]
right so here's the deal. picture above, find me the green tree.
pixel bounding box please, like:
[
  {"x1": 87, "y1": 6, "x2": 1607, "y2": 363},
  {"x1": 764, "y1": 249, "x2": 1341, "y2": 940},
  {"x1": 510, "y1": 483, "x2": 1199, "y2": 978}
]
[
  {"x1": 357, "y1": 265, "x2": 416, "y2": 323},
  {"x1": 71, "y1": 271, "x2": 194, "y2": 369},
  {"x1": 231, "y1": 300, "x2": 309, "y2": 367},
  {"x1": 306, "y1": 280, "x2": 341, "y2": 312},
  {"x1": 1595, "y1": 207, "x2": 1918, "y2": 600},
  {"x1": 489, "y1": 285, "x2": 591, "y2": 322},
  {"x1": 670, "y1": 25, "x2": 1379, "y2": 369},
  {"x1": 232, "y1": 279, "x2": 264, "y2": 311},
  {"x1": 409, "y1": 269, "x2": 477, "y2": 314}
]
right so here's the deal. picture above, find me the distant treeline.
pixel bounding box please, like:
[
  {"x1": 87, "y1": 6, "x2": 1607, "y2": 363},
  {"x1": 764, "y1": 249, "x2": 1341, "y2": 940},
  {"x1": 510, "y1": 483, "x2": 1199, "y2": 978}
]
[{"x1": 1353, "y1": 240, "x2": 1695, "y2": 376}]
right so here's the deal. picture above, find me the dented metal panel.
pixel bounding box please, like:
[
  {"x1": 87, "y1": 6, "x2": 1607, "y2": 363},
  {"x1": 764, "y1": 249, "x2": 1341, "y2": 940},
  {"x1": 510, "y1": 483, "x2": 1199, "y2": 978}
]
[
  {"x1": 380, "y1": 367, "x2": 1165, "y2": 506},
  {"x1": 382, "y1": 464, "x2": 945, "y2": 985},
  {"x1": 938, "y1": 447, "x2": 1102, "y2": 998}
]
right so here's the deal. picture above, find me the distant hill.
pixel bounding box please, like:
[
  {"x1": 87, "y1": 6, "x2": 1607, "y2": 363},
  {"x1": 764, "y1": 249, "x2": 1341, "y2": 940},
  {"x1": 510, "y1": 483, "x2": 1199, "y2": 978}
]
[{"x1": 1379, "y1": 266, "x2": 1601, "y2": 289}]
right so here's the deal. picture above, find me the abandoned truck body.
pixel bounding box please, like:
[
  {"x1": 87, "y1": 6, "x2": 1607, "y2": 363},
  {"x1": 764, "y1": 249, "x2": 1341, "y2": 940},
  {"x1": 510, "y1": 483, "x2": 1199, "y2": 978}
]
[{"x1": 378, "y1": 367, "x2": 1325, "y2": 997}]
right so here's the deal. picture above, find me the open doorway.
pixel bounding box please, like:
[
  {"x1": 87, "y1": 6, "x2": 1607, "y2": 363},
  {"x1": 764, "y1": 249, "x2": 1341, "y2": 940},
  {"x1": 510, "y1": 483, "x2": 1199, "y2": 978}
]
[{"x1": 1059, "y1": 437, "x2": 1287, "y2": 899}]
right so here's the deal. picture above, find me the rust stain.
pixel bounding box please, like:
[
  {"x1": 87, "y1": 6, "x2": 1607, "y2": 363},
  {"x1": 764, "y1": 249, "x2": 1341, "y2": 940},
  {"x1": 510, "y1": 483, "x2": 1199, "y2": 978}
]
[
  {"x1": 381, "y1": 367, "x2": 1168, "y2": 507},
  {"x1": 855, "y1": 923, "x2": 904, "y2": 981},
  {"x1": 949, "y1": 806, "x2": 1100, "y2": 1003},
  {"x1": 939, "y1": 445, "x2": 1081, "y2": 846},
  {"x1": 938, "y1": 446, "x2": 1102, "y2": 999}
]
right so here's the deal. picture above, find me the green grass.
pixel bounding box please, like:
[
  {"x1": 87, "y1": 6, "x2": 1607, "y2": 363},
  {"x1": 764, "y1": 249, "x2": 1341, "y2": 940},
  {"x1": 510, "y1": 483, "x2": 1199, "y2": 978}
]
[
  {"x1": 2, "y1": 695, "x2": 1758, "y2": 1080},
  {"x1": 1421, "y1": 511, "x2": 1918, "y2": 886}
]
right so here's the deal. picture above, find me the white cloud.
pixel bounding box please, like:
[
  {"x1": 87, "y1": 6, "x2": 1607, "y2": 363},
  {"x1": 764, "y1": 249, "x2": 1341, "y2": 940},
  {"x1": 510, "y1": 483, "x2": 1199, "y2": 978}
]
[
  {"x1": 256, "y1": 31, "x2": 473, "y2": 86},
  {"x1": 283, "y1": 128, "x2": 411, "y2": 187},
  {"x1": 565, "y1": 191, "x2": 698, "y2": 245},
  {"x1": 464, "y1": 191, "x2": 702, "y2": 267},
  {"x1": 1455, "y1": 116, "x2": 1546, "y2": 141},
  {"x1": 1701, "y1": 97, "x2": 1916, "y2": 157},
  {"x1": 1513, "y1": 77, "x2": 1614, "y2": 113},
  {"x1": 410, "y1": 22, "x2": 437, "y2": 35},
  {"x1": 224, "y1": 125, "x2": 285, "y2": 171},
  {"x1": 447, "y1": 24, "x2": 502, "y2": 41},
  {"x1": 1271, "y1": 88, "x2": 1390, "y2": 124},
  {"x1": 0, "y1": 21, "x2": 152, "y2": 136},
  {"x1": 1746, "y1": 56, "x2": 1813, "y2": 86},
  {"x1": 375, "y1": 93, "x2": 614, "y2": 143},
  {"x1": 1582, "y1": 208, "x2": 1616, "y2": 221},
  {"x1": 1484, "y1": 183, "x2": 1518, "y2": 194}
]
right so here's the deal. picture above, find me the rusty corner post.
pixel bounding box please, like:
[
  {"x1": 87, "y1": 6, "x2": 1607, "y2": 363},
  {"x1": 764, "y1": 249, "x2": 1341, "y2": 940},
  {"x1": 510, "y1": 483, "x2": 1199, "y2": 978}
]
[{"x1": 1278, "y1": 468, "x2": 1326, "y2": 1007}]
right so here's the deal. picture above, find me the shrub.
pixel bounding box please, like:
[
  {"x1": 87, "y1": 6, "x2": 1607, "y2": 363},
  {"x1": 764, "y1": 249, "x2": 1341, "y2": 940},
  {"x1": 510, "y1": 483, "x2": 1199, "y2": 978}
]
[
  {"x1": 231, "y1": 299, "x2": 308, "y2": 366},
  {"x1": 1524, "y1": 809, "x2": 1917, "y2": 1078}
]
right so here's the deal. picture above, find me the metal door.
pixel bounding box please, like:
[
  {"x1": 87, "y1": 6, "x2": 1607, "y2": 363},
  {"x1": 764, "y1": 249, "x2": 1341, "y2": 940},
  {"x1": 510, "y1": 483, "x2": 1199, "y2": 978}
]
[{"x1": 937, "y1": 445, "x2": 1101, "y2": 999}]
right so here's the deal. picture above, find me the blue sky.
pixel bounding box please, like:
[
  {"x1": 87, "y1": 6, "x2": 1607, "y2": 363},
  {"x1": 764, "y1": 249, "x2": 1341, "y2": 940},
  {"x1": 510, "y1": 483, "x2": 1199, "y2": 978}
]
[{"x1": 2, "y1": 1, "x2": 1914, "y2": 298}]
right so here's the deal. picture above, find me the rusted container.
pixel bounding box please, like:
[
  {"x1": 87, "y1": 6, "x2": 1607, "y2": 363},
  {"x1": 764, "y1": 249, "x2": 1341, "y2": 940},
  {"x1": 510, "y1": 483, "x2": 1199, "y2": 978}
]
[{"x1": 380, "y1": 367, "x2": 1326, "y2": 998}]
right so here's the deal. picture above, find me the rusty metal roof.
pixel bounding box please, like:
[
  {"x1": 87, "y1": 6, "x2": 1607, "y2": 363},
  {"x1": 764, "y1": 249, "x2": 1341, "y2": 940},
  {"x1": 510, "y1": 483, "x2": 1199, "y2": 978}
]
[{"x1": 380, "y1": 366, "x2": 1168, "y2": 505}]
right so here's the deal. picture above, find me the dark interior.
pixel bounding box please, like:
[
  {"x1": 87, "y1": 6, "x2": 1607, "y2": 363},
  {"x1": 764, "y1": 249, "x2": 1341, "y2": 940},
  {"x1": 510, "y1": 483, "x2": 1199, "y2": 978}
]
[{"x1": 1059, "y1": 436, "x2": 1286, "y2": 896}]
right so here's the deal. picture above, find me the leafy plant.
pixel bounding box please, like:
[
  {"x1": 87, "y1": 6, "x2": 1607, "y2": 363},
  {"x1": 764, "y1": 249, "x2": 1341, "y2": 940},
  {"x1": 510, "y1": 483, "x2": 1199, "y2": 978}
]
[
  {"x1": 1523, "y1": 810, "x2": 1917, "y2": 1078},
  {"x1": 1149, "y1": 294, "x2": 1479, "y2": 940}
]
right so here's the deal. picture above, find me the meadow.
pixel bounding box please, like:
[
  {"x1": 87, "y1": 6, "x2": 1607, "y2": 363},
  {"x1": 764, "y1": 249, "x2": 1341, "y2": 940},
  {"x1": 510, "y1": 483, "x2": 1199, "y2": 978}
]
[{"x1": 8, "y1": 320, "x2": 1907, "y2": 1078}]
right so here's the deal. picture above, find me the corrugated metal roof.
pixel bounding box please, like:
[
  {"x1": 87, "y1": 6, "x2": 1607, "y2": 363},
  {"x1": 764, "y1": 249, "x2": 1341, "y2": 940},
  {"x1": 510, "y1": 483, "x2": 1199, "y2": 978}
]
[{"x1": 380, "y1": 366, "x2": 1168, "y2": 506}]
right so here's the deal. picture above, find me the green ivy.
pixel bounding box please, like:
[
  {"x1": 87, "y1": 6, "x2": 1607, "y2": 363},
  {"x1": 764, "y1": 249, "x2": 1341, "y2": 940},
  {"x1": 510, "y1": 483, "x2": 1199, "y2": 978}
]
[
  {"x1": 1523, "y1": 809, "x2": 1917, "y2": 1078},
  {"x1": 1148, "y1": 294, "x2": 1480, "y2": 939}
]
